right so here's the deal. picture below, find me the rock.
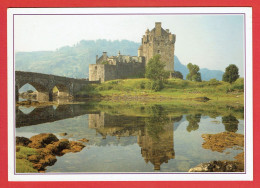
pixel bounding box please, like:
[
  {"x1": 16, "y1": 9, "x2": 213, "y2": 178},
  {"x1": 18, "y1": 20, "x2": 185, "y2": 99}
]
[
  {"x1": 41, "y1": 155, "x2": 57, "y2": 166},
  {"x1": 45, "y1": 139, "x2": 70, "y2": 155},
  {"x1": 17, "y1": 133, "x2": 86, "y2": 172},
  {"x1": 58, "y1": 132, "x2": 67, "y2": 136},
  {"x1": 201, "y1": 132, "x2": 244, "y2": 153},
  {"x1": 69, "y1": 141, "x2": 85, "y2": 153},
  {"x1": 189, "y1": 160, "x2": 241, "y2": 172},
  {"x1": 234, "y1": 152, "x2": 244, "y2": 163},
  {"x1": 194, "y1": 97, "x2": 210, "y2": 102},
  {"x1": 16, "y1": 146, "x2": 20, "y2": 152},
  {"x1": 16, "y1": 136, "x2": 32, "y2": 146},
  {"x1": 28, "y1": 133, "x2": 59, "y2": 149},
  {"x1": 78, "y1": 138, "x2": 89, "y2": 142},
  {"x1": 28, "y1": 154, "x2": 41, "y2": 163}
]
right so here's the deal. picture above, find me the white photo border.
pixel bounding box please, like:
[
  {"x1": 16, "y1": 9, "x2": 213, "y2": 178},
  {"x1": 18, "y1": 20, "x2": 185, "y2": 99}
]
[{"x1": 7, "y1": 7, "x2": 253, "y2": 181}]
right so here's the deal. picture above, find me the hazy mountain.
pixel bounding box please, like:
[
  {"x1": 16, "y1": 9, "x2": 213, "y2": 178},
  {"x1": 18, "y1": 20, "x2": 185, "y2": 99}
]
[
  {"x1": 174, "y1": 56, "x2": 224, "y2": 81},
  {"x1": 16, "y1": 39, "x2": 223, "y2": 81},
  {"x1": 16, "y1": 39, "x2": 139, "y2": 79}
]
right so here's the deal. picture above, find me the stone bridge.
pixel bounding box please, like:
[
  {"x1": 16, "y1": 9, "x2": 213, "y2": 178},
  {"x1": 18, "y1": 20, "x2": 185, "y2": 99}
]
[{"x1": 15, "y1": 71, "x2": 99, "y2": 101}]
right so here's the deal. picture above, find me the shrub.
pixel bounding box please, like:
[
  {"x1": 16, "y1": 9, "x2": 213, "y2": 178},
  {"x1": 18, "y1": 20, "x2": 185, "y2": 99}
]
[
  {"x1": 222, "y1": 64, "x2": 239, "y2": 83},
  {"x1": 186, "y1": 63, "x2": 202, "y2": 82},
  {"x1": 231, "y1": 78, "x2": 244, "y2": 91},
  {"x1": 171, "y1": 71, "x2": 183, "y2": 79},
  {"x1": 208, "y1": 78, "x2": 220, "y2": 86}
]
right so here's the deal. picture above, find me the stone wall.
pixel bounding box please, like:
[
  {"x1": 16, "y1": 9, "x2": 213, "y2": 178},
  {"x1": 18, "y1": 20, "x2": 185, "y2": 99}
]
[{"x1": 89, "y1": 60, "x2": 145, "y2": 82}]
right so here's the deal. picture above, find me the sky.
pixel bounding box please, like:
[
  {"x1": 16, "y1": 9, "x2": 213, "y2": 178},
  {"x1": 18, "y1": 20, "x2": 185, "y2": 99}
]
[{"x1": 14, "y1": 14, "x2": 245, "y2": 74}]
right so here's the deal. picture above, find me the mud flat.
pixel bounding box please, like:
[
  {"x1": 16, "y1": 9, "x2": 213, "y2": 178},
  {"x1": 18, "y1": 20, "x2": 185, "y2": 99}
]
[{"x1": 16, "y1": 100, "x2": 83, "y2": 107}]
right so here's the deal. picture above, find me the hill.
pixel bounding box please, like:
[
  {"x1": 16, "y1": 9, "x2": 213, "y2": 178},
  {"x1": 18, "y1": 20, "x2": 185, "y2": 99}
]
[{"x1": 15, "y1": 39, "x2": 223, "y2": 81}]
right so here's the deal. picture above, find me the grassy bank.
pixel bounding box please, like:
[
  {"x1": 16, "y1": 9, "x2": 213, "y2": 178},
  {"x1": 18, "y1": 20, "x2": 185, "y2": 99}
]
[
  {"x1": 76, "y1": 78, "x2": 244, "y2": 105},
  {"x1": 16, "y1": 146, "x2": 39, "y2": 173}
]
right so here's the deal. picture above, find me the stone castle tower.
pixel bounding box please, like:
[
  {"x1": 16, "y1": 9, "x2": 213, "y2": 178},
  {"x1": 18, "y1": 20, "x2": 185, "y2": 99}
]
[
  {"x1": 89, "y1": 22, "x2": 176, "y2": 82},
  {"x1": 138, "y1": 22, "x2": 176, "y2": 72}
]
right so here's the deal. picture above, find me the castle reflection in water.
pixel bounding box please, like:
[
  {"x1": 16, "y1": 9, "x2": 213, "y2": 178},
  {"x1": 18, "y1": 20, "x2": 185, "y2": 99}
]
[
  {"x1": 88, "y1": 112, "x2": 182, "y2": 170},
  {"x1": 16, "y1": 103, "x2": 242, "y2": 172}
]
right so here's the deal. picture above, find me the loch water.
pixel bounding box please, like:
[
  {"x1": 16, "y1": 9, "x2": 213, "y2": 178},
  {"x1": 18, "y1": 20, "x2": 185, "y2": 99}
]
[{"x1": 16, "y1": 102, "x2": 244, "y2": 172}]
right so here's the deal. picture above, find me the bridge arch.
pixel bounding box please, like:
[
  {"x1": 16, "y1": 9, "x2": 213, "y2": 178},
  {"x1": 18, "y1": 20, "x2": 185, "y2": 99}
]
[
  {"x1": 52, "y1": 83, "x2": 70, "y2": 99},
  {"x1": 15, "y1": 71, "x2": 96, "y2": 102},
  {"x1": 16, "y1": 81, "x2": 50, "y2": 102}
]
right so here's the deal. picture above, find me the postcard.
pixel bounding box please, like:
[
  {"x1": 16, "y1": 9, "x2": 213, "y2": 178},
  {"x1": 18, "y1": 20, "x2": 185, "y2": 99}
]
[{"x1": 7, "y1": 7, "x2": 253, "y2": 181}]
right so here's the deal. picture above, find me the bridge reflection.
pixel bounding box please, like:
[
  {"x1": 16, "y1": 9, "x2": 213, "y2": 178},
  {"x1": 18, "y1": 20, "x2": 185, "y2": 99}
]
[
  {"x1": 16, "y1": 104, "x2": 183, "y2": 170},
  {"x1": 16, "y1": 104, "x2": 98, "y2": 128}
]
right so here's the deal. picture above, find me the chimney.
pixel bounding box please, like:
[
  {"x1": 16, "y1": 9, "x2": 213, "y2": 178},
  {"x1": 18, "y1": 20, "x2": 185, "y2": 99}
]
[{"x1": 155, "y1": 22, "x2": 162, "y2": 36}]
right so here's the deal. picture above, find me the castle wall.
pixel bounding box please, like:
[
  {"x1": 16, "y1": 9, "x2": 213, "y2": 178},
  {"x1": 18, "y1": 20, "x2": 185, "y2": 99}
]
[
  {"x1": 89, "y1": 64, "x2": 105, "y2": 82},
  {"x1": 153, "y1": 41, "x2": 175, "y2": 71},
  {"x1": 89, "y1": 59, "x2": 145, "y2": 82}
]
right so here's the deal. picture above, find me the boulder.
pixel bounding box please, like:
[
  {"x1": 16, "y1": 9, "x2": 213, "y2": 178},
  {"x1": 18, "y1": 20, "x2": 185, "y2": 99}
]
[
  {"x1": 28, "y1": 133, "x2": 59, "y2": 149},
  {"x1": 189, "y1": 160, "x2": 240, "y2": 172},
  {"x1": 16, "y1": 136, "x2": 32, "y2": 146},
  {"x1": 78, "y1": 138, "x2": 89, "y2": 142}
]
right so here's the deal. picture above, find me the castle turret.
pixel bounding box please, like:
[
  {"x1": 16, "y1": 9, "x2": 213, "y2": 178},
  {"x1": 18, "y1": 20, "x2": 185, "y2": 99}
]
[
  {"x1": 138, "y1": 46, "x2": 143, "y2": 57},
  {"x1": 138, "y1": 22, "x2": 176, "y2": 73},
  {"x1": 155, "y1": 22, "x2": 162, "y2": 36}
]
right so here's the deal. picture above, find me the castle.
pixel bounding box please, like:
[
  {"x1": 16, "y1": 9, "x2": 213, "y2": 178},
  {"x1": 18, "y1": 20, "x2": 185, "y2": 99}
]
[{"x1": 89, "y1": 22, "x2": 176, "y2": 82}]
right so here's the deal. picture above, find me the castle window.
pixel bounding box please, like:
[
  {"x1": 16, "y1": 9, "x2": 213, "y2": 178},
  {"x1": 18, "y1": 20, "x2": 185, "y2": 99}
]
[{"x1": 157, "y1": 50, "x2": 160, "y2": 54}]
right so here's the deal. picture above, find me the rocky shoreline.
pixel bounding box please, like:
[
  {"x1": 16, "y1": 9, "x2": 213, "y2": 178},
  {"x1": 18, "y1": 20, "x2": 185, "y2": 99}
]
[
  {"x1": 188, "y1": 154, "x2": 244, "y2": 172},
  {"x1": 189, "y1": 132, "x2": 244, "y2": 172},
  {"x1": 16, "y1": 133, "x2": 86, "y2": 173}
]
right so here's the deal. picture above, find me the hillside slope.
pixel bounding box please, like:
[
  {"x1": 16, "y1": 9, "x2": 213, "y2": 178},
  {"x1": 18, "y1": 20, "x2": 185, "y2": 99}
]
[{"x1": 16, "y1": 39, "x2": 223, "y2": 80}]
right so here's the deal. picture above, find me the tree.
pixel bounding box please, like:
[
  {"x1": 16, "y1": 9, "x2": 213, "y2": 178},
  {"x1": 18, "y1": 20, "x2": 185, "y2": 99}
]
[
  {"x1": 222, "y1": 115, "x2": 239, "y2": 132},
  {"x1": 171, "y1": 71, "x2": 183, "y2": 79},
  {"x1": 145, "y1": 55, "x2": 170, "y2": 91},
  {"x1": 186, "y1": 114, "x2": 201, "y2": 132},
  {"x1": 186, "y1": 63, "x2": 202, "y2": 82},
  {"x1": 145, "y1": 55, "x2": 170, "y2": 81},
  {"x1": 222, "y1": 64, "x2": 239, "y2": 83}
]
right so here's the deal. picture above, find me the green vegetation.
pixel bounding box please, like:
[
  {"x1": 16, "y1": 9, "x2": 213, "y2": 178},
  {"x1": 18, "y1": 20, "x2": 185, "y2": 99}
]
[
  {"x1": 87, "y1": 100, "x2": 244, "y2": 121},
  {"x1": 16, "y1": 146, "x2": 38, "y2": 173},
  {"x1": 186, "y1": 114, "x2": 201, "y2": 132},
  {"x1": 186, "y1": 63, "x2": 202, "y2": 82},
  {"x1": 222, "y1": 64, "x2": 240, "y2": 83},
  {"x1": 77, "y1": 77, "x2": 244, "y2": 105},
  {"x1": 145, "y1": 105, "x2": 170, "y2": 140},
  {"x1": 222, "y1": 114, "x2": 239, "y2": 132},
  {"x1": 101, "y1": 61, "x2": 109, "y2": 65},
  {"x1": 172, "y1": 71, "x2": 183, "y2": 79},
  {"x1": 145, "y1": 55, "x2": 170, "y2": 91}
]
